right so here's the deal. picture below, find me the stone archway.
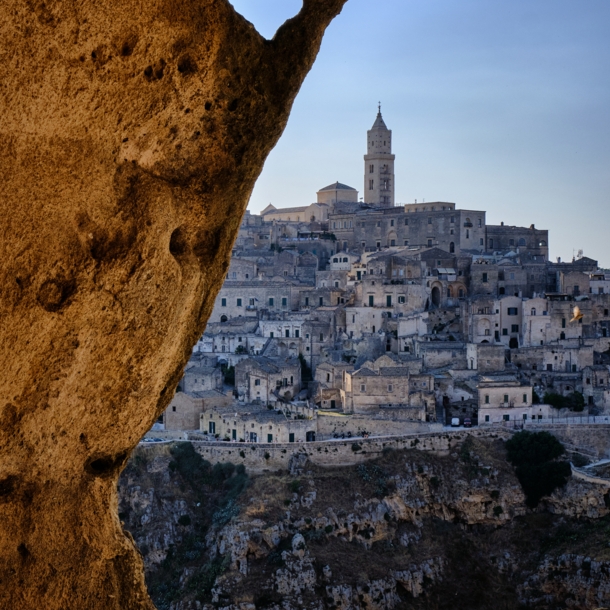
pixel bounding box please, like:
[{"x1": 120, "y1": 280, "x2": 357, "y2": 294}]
[{"x1": 431, "y1": 286, "x2": 441, "y2": 307}]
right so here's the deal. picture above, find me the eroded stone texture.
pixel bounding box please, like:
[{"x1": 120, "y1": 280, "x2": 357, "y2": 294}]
[{"x1": 0, "y1": 1, "x2": 347, "y2": 607}]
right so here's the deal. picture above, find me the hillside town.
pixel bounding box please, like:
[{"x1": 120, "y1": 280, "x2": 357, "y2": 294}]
[{"x1": 162, "y1": 110, "x2": 610, "y2": 443}]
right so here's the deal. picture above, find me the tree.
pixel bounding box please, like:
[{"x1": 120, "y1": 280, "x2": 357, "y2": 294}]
[
  {"x1": 0, "y1": 1, "x2": 348, "y2": 607},
  {"x1": 505, "y1": 431, "x2": 571, "y2": 508}
]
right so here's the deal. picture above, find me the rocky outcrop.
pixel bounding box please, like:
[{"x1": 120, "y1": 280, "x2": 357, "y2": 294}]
[
  {"x1": 0, "y1": 2, "x2": 348, "y2": 607},
  {"x1": 119, "y1": 438, "x2": 610, "y2": 609}
]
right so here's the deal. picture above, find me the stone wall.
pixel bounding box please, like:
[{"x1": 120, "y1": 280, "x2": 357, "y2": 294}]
[{"x1": 135, "y1": 429, "x2": 512, "y2": 473}]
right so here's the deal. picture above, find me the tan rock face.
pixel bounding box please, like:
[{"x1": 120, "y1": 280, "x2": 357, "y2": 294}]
[{"x1": 0, "y1": 1, "x2": 347, "y2": 607}]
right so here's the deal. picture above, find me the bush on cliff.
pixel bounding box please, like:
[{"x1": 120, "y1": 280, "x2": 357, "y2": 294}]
[{"x1": 505, "y1": 431, "x2": 571, "y2": 508}]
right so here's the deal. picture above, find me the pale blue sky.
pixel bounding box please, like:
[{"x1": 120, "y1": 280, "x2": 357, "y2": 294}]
[{"x1": 230, "y1": 0, "x2": 610, "y2": 266}]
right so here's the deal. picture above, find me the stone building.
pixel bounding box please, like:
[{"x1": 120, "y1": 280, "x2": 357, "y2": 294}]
[
  {"x1": 235, "y1": 356, "x2": 301, "y2": 404},
  {"x1": 200, "y1": 403, "x2": 315, "y2": 443},
  {"x1": 477, "y1": 374, "x2": 537, "y2": 424}
]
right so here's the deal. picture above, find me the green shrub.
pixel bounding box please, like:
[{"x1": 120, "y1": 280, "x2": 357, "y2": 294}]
[
  {"x1": 543, "y1": 391, "x2": 585, "y2": 412},
  {"x1": 505, "y1": 431, "x2": 571, "y2": 507},
  {"x1": 178, "y1": 514, "x2": 191, "y2": 526},
  {"x1": 289, "y1": 479, "x2": 301, "y2": 493},
  {"x1": 324, "y1": 525, "x2": 334, "y2": 534}
]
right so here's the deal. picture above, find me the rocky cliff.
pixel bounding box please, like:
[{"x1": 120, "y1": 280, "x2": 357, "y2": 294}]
[{"x1": 119, "y1": 436, "x2": 610, "y2": 609}]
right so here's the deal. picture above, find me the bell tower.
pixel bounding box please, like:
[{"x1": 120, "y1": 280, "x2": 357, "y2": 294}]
[{"x1": 364, "y1": 104, "x2": 395, "y2": 207}]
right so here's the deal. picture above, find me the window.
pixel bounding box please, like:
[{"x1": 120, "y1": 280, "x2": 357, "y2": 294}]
[
  {"x1": 509, "y1": 239, "x2": 515, "y2": 246},
  {"x1": 172, "y1": 406, "x2": 176, "y2": 412},
  {"x1": 281, "y1": 297, "x2": 287, "y2": 307},
  {"x1": 503, "y1": 414, "x2": 510, "y2": 422},
  {"x1": 319, "y1": 297, "x2": 323, "y2": 306},
  {"x1": 390, "y1": 239, "x2": 395, "y2": 246},
  {"x1": 289, "y1": 433, "x2": 295, "y2": 443},
  {"x1": 295, "y1": 329, "x2": 299, "y2": 338},
  {"x1": 255, "y1": 379, "x2": 260, "y2": 386},
  {"x1": 376, "y1": 241, "x2": 381, "y2": 249},
  {"x1": 482, "y1": 272, "x2": 488, "y2": 283},
  {"x1": 398, "y1": 296, "x2": 406, "y2": 304},
  {"x1": 376, "y1": 221, "x2": 381, "y2": 228},
  {"x1": 209, "y1": 421, "x2": 216, "y2": 434},
  {"x1": 480, "y1": 238, "x2": 484, "y2": 246},
  {"x1": 404, "y1": 218, "x2": 409, "y2": 226},
  {"x1": 428, "y1": 217, "x2": 432, "y2": 224},
  {"x1": 523, "y1": 394, "x2": 527, "y2": 403},
  {"x1": 450, "y1": 216, "x2": 455, "y2": 224},
  {"x1": 304, "y1": 297, "x2": 309, "y2": 306},
  {"x1": 502, "y1": 328, "x2": 508, "y2": 336},
  {"x1": 269, "y1": 297, "x2": 274, "y2": 307},
  {"x1": 511, "y1": 324, "x2": 519, "y2": 333},
  {"x1": 386, "y1": 295, "x2": 392, "y2": 307},
  {"x1": 360, "y1": 384, "x2": 366, "y2": 392},
  {"x1": 267, "y1": 434, "x2": 273, "y2": 443},
  {"x1": 466, "y1": 230, "x2": 469, "y2": 239},
  {"x1": 285, "y1": 329, "x2": 290, "y2": 338},
  {"x1": 368, "y1": 295, "x2": 374, "y2": 307},
  {"x1": 478, "y1": 218, "x2": 482, "y2": 227},
  {"x1": 485, "y1": 415, "x2": 490, "y2": 422},
  {"x1": 270, "y1": 331, "x2": 274, "y2": 338},
  {"x1": 560, "y1": 331, "x2": 565, "y2": 340},
  {"x1": 319, "y1": 333, "x2": 324, "y2": 341},
  {"x1": 404, "y1": 240, "x2": 409, "y2": 246},
  {"x1": 427, "y1": 239, "x2": 432, "y2": 247},
  {"x1": 249, "y1": 298, "x2": 255, "y2": 306},
  {"x1": 504, "y1": 394, "x2": 509, "y2": 403},
  {"x1": 390, "y1": 219, "x2": 394, "y2": 227},
  {"x1": 485, "y1": 395, "x2": 489, "y2": 404},
  {"x1": 507, "y1": 307, "x2": 518, "y2": 315},
  {"x1": 388, "y1": 384, "x2": 393, "y2": 392},
  {"x1": 449, "y1": 242, "x2": 455, "y2": 253},
  {"x1": 221, "y1": 298, "x2": 226, "y2": 307},
  {"x1": 369, "y1": 164, "x2": 374, "y2": 173},
  {"x1": 237, "y1": 298, "x2": 242, "y2": 306},
  {"x1": 562, "y1": 318, "x2": 566, "y2": 328}
]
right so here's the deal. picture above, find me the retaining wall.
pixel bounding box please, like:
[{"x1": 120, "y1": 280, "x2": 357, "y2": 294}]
[{"x1": 170, "y1": 429, "x2": 511, "y2": 473}]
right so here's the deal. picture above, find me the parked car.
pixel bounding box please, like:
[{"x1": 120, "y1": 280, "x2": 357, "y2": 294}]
[
  {"x1": 463, "y1": 418, "x2": 472, "y2": 428},
  {"x1": 451, "y1": 417, "x2": 460, "y2": 427}
]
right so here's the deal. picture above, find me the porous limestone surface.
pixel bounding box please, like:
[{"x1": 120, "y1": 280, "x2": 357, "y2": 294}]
[{"x1": 0, "y1": 1, "x2": 347, "y2": 607}]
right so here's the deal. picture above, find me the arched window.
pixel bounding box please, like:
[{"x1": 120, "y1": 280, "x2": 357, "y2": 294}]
[
  {"x1": 220, "y1": 315, "x2": 228, "y2": 323},
  {"x1": 518, "y1": 238, "x2": 526, "y2": 246},
  {"x1": 539, "y1": 240, "x2": 547, "y2": 246},
  {"x1": 449, "y1": 242, "x2": 455, "y2": 253}
]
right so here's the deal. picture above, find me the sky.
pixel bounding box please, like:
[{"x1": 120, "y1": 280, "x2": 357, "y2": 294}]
[{"x1": 230, "y1": 0, "x2": 610, "y2": 267}]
